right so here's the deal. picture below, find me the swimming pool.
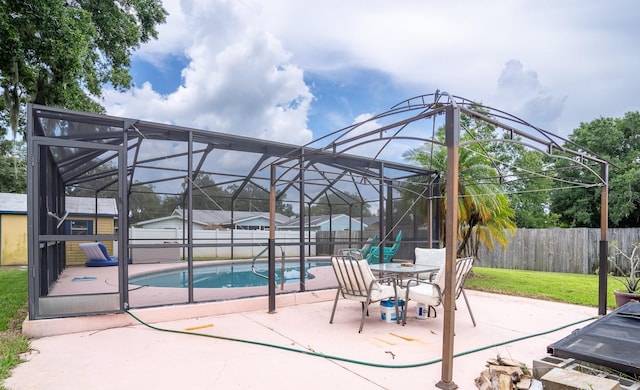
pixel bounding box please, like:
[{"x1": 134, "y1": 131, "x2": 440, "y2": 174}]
[{"x1": 129, "y1": 259, "x2": 332, "y2": 288}]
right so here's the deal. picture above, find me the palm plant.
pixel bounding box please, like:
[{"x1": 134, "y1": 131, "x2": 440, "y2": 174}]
[{"x1": 403, "y1": 118, "x2": 516, "y2": 257}]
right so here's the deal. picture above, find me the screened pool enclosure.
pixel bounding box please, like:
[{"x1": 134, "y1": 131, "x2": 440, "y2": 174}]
[
  {"x1": 27, "y1": 92, "x2": 611, "y2": 388},
  {"x1": 26, "y1": 102, "x2": 440, "y2": 320}
]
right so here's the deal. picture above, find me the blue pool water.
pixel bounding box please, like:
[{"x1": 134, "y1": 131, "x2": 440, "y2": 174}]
[{"x1": 129, "y1": 259, "x2": 331, "y2": 288}]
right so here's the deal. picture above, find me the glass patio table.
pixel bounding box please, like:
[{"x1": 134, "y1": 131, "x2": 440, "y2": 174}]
[{"x1": 368, "y1": 262, "x2": 439, "y2": 283}]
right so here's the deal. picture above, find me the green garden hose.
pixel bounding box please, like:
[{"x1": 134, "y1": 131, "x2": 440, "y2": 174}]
[{"x1": 125, "y1": 310, "x2": 596, "y2": 369}]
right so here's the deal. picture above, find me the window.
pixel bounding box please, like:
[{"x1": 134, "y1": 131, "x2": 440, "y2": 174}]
[{"x1": 65, "y1": 220, "x2": 94, "y2": 235}]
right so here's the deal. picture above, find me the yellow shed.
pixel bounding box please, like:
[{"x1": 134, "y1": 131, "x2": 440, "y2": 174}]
[{"x1": 0, "y1": 193, "x2": 118, "y2": 266}]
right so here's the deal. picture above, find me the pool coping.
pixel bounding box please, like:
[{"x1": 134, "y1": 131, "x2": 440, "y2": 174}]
[
  {"x1": 35, "y1": 257, "x2": 339, "y2": 337},
  {"x1": 23, "y1": 287, "x2": 338, "y2": 338}
]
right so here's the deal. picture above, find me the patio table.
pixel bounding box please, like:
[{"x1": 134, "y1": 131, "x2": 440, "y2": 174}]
[
  {"x1": 368, "y1": 263, "x2": 439, "y2": 323},
  {"x1": 368, "y1": 263, "x2": 439, "y2": 284}
]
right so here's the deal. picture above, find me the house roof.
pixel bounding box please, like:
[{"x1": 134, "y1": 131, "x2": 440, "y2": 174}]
[
  {"x1": 361, "y1": 216, "x2": 380, "y2": 226},
  {"x1": 0, "y1": 193, "x2": 118, "y2": 216},
  {"x1": 134, "y1": 209, "x2": 292, "y2": 227},
  {"x1": 132, "y1": 215, "x2": 209, "y2": 227},
  {"x1": 279, "y1": 214, "x2": 367, "y2": 228}
]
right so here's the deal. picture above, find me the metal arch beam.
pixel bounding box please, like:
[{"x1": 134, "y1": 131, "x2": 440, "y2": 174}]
[
  {"x1": 459, "y1": 106, "x2": 560, "y2": 149},
  {"x1": 321, "y1": 106, "x2": 447, "y2": 152},
  {"x1": 458, "y1": 106, "x2": 610, "y2": 167},
  {"x1": 459, "y1": 137, "x2": 606, "y2": 187},
  {"x1": 271, "y1": 159, "x2": 312, "y2": 201}
]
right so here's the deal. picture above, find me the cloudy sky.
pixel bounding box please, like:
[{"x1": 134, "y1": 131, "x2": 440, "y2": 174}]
[{"x1": 102, "y1": 0, "x2": 640, "y2": 148}]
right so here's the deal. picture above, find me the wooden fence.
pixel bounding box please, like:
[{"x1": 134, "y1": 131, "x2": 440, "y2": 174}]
[
  {"x1": 478, "y1": 228, "x2": 640, "y2": 274},
  {"x1": 317, "y1": 227, "x2": 640, "y2": 275}
]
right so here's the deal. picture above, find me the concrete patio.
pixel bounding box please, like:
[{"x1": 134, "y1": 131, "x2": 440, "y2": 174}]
[{"x1": 5, "y1": 289, "x2": 598, "y2": 389}]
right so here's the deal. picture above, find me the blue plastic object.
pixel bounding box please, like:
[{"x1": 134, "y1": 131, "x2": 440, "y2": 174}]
[
  {"x1": 366, "y1": 231, "x2": 402, "y2": 264},
  {"x1": 84, "y1": 243, "x2": 130, "y2": 267}
]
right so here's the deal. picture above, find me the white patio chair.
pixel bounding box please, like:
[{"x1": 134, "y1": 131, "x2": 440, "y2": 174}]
[
  {"x1": 402, "y1": 256, "x2": 476, "y2": 327},
  {"x1": 329, "y1": 255, "x2": 406, "y2": 333},
  {"x1": 412, "y1": 247, "x2": 446, "y2": 283}
]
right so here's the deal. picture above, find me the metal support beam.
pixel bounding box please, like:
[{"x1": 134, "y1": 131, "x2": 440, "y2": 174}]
[
  {"x1": 299, "y1": 152, "x2": 306, "y2": 292},
  {"x1": 428, "y1": 180, "x2": 433, "y2": 248},
  {"x1": 119, "y1": 127, "x2": 129, "y2": 309},
  {"x1": 378, "y1": 163, "x2": 385, "y2": 261},
  {"x1": 437, "y1": 104, "x2": 460, "y2": 390},
  {"x1": 598, "y1": 163, "x2": 609, "y2": 315},
  {"x1": 187, "y1": 132, "x2": 194, "y2": 303},
  {"x1": 268, "y1": 164, "x2": 277, "y2": 313},
  {"x1": 386, "y1": 179, "x2": 394, "y2": 239},
  {"x1": 307, "y1": 203, "x2": 312, "y2": 255},
  {"x1": 27, "y1": 105, "x2": 39, "y2": 319}
]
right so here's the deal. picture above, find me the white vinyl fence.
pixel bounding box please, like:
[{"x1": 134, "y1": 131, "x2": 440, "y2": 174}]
[{"x1": 125, "y1": 227, "x2": 316, "y2": 259}]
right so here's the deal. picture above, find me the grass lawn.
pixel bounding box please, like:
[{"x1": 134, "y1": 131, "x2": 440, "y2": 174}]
[
  {"x1": 0, "y1": 268, "x2": 29, "y2": 389},
  {"x1": 467, "y1": 267, "x2": 620, "y2": 308}
]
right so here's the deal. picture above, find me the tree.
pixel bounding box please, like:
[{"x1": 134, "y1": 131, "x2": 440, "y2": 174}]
[
  {"x1": 128, "y1": 184, "x2": 165, "y2": 224},
  {"x1": 551, "y1": 112, "x2": 640, "y2": 227},
  {"x1": 310, "y1": 191, "x2": 372, "y2": 217},
  {"x1": 169, "y1": 176, "x2": 295, "y2": 217},
  {"x1": 0, "y1": 139, "x2": 26, "y2": 193},
  {"x1": 65, "y1": 164, "x2": 118, "y2": 198},
  {"x1": 404, "y1": 113, "x2": 516, "y2": 257},
  {"x1": 503, "y1": 149, "x2": 559, "y2": 229},
  {"x1": 0, "y1": 0, "x2": 167, "y2": 139},
  {"x1": 228, "y1": 182, "x2": 295, "y2": 216},
  {"x1": 186, "y1": 174, "x2": 232, "y2": 211},
  {"x1": 456, "y1": 106, "x2": 557, "y2": 228},
  {"x1": 228, "y1": 183, "x2": 269, "y2": 212},
  {"x1": 494, "y1": 141, "x2": 558, "y2": 228}
]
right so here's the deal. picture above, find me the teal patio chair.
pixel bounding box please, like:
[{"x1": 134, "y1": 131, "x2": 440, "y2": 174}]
[
  {"x1": 366, "y1": 231, "x2": 402, "y2": 264},
  {"x1": 338, "y1": 235, "x2": 378, "y2": 260}
]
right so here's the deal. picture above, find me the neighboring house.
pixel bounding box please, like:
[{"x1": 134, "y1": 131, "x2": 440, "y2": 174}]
[
  {"x1": 134, "y1": 208, "x2": 292, "y2": 230},
  {"x1": 0, "y1": 193, "x2": 118, "y2": 266},
  {"x1": 278, "y1": 214, "x2": 367, "y2": 232},
  {"x1": 361, "y1": 216, "x2": 381, "y2": 231}
]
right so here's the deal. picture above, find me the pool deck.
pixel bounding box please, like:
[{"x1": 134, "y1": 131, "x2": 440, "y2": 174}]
[
  {"x1": 48, "y1": 260, "x2": 338, "y2": 307},
  {"x1": 6, "y1": 289, "x2": 601, "y2": 389}
]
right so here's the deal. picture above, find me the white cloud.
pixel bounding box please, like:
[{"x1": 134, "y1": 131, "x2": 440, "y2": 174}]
[
  {"x1": 254, "y1": 1, "x2": 639, "y2": 135},
  {"x1": 494, "y1": 59, "x2": 567, "y2": 131},
  {"x1": 103, "y1": 0, "x2": 640, "y2": 149},
  {"x1": 102, "y1": 0, "x2": 313, "y2": 145},
  {"x1": 132, "y1": 0, "x2": 189, "y2": 64}
]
